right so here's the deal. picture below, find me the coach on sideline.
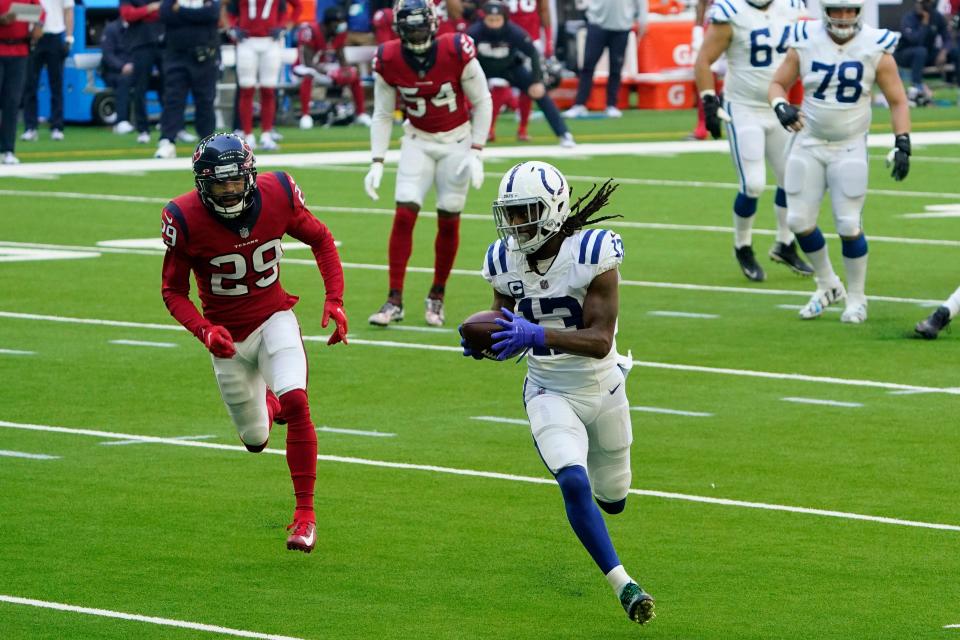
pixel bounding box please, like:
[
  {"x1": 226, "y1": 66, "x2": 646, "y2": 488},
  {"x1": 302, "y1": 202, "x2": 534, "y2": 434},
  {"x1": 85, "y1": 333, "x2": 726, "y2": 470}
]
[{"x1": 154, "y1": 0, "x2": 220, "y2": 159}]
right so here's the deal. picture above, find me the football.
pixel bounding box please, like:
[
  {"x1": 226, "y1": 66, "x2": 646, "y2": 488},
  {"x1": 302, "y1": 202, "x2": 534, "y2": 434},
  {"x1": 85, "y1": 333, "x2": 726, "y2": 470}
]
[{"x1": 460, "y1": 310, "x2": 506, "y2": 360}]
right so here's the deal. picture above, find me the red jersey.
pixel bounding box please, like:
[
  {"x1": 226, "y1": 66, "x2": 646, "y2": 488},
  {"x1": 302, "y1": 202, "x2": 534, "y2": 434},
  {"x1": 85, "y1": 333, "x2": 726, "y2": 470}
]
[
  {"x1": 505, "y1": 0, "x2": 542, "y2": 41},
  {"x1": 374, "y1": 32, "x2": 476, "y2": 134},
  {"x1": 161, "y1": 172, "x2": 343, "y2": 342},
  {"x1": 0, "y1": 0, "x2": 41, "y2": 56},
  {"x1": 372, "y1": 8, "x2": 396, "y2": 45},
  {"x1": 230, "y1": 0, "x2": 301, "y2": 37},
  {"x1": 297, "y1": 23, "x2": 347, "y2": 64}
]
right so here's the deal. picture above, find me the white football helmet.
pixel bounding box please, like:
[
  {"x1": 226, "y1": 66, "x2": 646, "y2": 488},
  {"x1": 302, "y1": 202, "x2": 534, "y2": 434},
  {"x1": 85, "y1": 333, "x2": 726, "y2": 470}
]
[
  {"x1": 821, "y1": 0, "x2": 864, "y2": 40},
  {"x1": 493, "y1": 161, "x2": 570, "y2": 255}
]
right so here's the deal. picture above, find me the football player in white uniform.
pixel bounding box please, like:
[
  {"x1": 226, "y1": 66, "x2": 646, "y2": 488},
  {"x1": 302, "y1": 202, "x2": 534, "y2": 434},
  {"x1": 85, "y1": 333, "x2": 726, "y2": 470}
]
[
  {"x1": 695, "y1": 0, "x2": 814, "y2": 281},
  {"x1": 462, "y1": 161, "x2": 655, "y2": 625},
  {"x1": 769, "y1": 0, "x2": 910, "y2": 323}
]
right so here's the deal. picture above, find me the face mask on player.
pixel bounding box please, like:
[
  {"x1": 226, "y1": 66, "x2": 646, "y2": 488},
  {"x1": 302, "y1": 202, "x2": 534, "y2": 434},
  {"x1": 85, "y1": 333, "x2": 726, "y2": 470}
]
[
  {"x1": 394, "y1": 1, "x2": 438, "y2": 54},
  {"x1": 193, "y1": 133, "x2": 258, "y2": 218},
  {"x1": 822, "y1": 1, "x2": 864, "y2": 40}
]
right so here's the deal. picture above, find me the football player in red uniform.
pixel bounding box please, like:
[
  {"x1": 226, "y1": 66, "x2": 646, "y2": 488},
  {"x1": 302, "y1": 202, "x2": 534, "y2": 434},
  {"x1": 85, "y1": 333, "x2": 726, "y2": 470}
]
[
  {"x1": 364, "y1": 0, "x2": 492, "y2": 327},
  {"x1": 432, "y1": 0, "x2": 466, "y2": 34},
  {"x1": 505, "y1": 0, "x2": 551, "y2": 141},
  {"x1": 224, "y1": 0, "x2": 301, "y2": 151},
  {"x1": 160, "y1": 133, "x2": 348, "y2": 553},
  {"x1": 295, "y1": 7, "x2": 371, "y2": 130}
]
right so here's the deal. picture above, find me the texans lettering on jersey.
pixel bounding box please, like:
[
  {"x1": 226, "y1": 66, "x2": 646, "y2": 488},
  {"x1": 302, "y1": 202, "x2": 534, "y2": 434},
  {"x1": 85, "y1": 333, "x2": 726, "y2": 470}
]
[
  {"x1": 792, "y1": 21, "x2": 899, "y2": 141},
  {"x1": 482, "y1": 229, "x2": 625, "y2": 392},
  {"x1": 709, "y1": 0, "x2": 806, "y2": 107},
  {"x1": 374, "y1": 32, "x2": 476, "y2": 134},
  {"x1": 505, "y1": 0, "x2": 542, "y2": 42},
  {"x1": 160, "y1": 171, "x2": 334, "y2": 341}
]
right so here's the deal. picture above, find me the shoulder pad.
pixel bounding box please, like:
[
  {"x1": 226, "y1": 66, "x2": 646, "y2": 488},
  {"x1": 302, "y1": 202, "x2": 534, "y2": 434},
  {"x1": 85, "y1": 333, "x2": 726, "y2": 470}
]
[
  {"x1": 873, "y1": 28, "x2": 900, "y2": 54},
  {"x1": 708, "y1": 0, "x2": 739, "y2": 24},
  {"x1": 483, "y1": 239, "x2": 509, "y2": 280},
  {"x1": 576, "y1": 229, "x2": 623, "y2": 267}
]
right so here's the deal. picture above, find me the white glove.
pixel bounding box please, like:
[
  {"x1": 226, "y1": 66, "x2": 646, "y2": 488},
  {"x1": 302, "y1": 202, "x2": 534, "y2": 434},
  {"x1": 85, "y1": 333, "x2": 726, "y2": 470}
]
[
  {"x1": 364, "y1": 162, "x2": 383, "y2": 201},
  {"x1": 456, "y1": 148, "x2": 484, "y2": 189},
  {"x1": 691, "y1": 25, "x2": 704, "y2": 53}
]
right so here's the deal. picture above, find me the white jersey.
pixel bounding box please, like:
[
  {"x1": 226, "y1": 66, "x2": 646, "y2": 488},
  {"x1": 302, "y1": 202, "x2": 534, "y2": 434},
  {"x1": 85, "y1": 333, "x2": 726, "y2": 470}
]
[
  {"x1": 482, "y1": 229, "x2": 624, "y2": 392},
  {"x1": 709, "y1": 0, "x2": 806, "y2": 107},
  {"x1": 793, "y1": 21, "x2": 899, "y2": 142}
]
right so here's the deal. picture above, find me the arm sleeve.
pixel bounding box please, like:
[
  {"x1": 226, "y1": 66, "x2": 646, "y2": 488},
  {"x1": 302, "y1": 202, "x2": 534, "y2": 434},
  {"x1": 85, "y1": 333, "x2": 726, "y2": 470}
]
[
  {"x1": 120, "y1": 1, "x2": 156, "y2": 23},
  {"x1": 159, "y1": 212, "x2": 211, "y2": 341},
  {"x1": 516, "y1": 30, "x2": 542, "y2": 82},
  {"x1": 460, "y1": 57, "x2": 492, "y2": 148},
  {"x1": 370, "y1": 71, "x2": 396, "y2": 160},
  {"x1": 285, "y1": 187, "x2": 346, "y2": 305}
]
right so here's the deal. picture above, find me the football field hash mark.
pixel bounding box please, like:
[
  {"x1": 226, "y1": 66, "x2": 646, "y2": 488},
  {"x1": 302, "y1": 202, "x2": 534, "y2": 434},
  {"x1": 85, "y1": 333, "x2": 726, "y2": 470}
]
[
  {"x1": 0, "y1": 595, "x2": 305, "y2": 640},
  {"x1": 630, "y1": 406, "x2": 714, "y2": 417},
  {"x1": 781, "y1": 397, "x2": 864, "y2": 408},
  {"x1": 3, "y1": 419, "x2": 960, "y2": 533},
  {"x1": 471, "y1": 416, "x2": 529, "y2": 426},
  {"x1": 316, "y1": 426, "x2": 396, "y2": 437},
  {"x1": 101, "y1": 434, "x2": 216, "y2": 446},
  {"x1": 648, "y1": 311, "x2": 720, "y2": 319},
  {"x1": 109, "y1": 339, "x2": 179, "y2": 348},
  {"x1": 0, "y1": 349, "x2": 35, "y2": 355},
  {"x1": 0, "y1": 450, "x2": 60, "y2": 460}
]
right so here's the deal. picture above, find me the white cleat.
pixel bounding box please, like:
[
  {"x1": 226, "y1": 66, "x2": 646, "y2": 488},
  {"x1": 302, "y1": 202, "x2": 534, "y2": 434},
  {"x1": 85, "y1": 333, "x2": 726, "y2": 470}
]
[
  {"x1": 840, "y1": 301, "x2": 868, "y2": 324},
  {"x1": 355, "y1": 112, "x2": 372, "y2": 127},
  {"x1": 136, "y1": 131, "x2": 151, "y2": 144},
  {"x1": 176, "y1": 129, "x2": 198, "y2": 143},
  {"x1": 1, "y1": 152, "x2": 20, "y2": 165},
  {"x1": 559, "y1": 132, "x2": 576, "y2": 148},
  {"x1": 244, "y1": 133, "x2": 257, "y2": 150},
  {"x1": 21, "y1": 128, "x2": 38, "y2": 142},
  {"x1": 154, "y1": 138, "x2": 176, "y2": 159},
  {"x1": 424, "y1": 297, "x2": 445, "y2": 327},
  {"x1": 369, "y1": 301, "x2": 404, "y2": 327},
  {"x1": 798, "y1": 282, "x2": 847, "y2": 320},
  {"x1": 50, "y1": 129, "x2": 64, "y2": 141},
  {"x1": 113, "y1": 120, "x2": 135, "y2": 135},
  {"x1": 605, "y1": 106, "x2": 623, "y2": 118},
  {"x1": 299, "y1": 114, "x2": 314, "y2": 130},
  {"x1": 259, "y1": 133, "x2": 278, "y2": 151},
  {"x1": 562, "y1": 104, "x2": 587, "y2": 119}
]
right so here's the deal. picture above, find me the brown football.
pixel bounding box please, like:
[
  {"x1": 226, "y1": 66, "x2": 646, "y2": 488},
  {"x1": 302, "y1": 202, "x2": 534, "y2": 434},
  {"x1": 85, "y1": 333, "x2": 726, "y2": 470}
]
[{"x1": 460, "y1": 309, "x2": 507, "y2": 360}]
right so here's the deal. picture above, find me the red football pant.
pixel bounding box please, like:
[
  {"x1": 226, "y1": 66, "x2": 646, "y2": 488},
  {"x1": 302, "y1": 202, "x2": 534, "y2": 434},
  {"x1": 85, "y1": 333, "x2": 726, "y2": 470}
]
[
  {"x1": 388, "y1": 206, "x2": 419, "y2": 293},
  {"x1": 299, "y1": 78, "x2": 312, "y2": 117},
  {"x1": 433, "y1": 215, "x2": 460, "y2": 293},
  {"x1": 280, "y1": 388, "x2": 316, "y2": 521}
]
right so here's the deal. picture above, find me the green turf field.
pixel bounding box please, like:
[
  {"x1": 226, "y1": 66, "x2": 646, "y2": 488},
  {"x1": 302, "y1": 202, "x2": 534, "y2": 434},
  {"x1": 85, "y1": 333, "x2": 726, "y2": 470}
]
[{"x1": 3, "y1": 107, "x2": 960, "y2": 639}]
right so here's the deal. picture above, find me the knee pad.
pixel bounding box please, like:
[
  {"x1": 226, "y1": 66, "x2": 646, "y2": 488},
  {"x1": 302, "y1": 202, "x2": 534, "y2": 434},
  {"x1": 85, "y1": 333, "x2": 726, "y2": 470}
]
[
  {"x1": 787, "y1": 209, "x2": 817, "y2": 235},
  {"x1": 279, "y1": 388, "x2": 311, "y2": 426},
  {"x1": 590, "y1": 462, "x2": 632, "y2": 505},
  {"x1": 835, "y1": 215, "x2": 862, "y2": 238},
  {"x1": 215, "y1": 370, "x2": 254, "y2": 406},
  {"x1": 395, "y1": 180, "x2": 425, "y2": 208},
  {"x1": 436, "y1": 190, "x2": 467, "y2": 214}
]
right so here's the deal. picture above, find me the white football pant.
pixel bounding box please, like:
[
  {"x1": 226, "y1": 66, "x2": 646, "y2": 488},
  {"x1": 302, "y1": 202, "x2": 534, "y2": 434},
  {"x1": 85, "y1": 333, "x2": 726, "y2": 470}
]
[
  {"x1": 210, "y1": 310, "x2": 307, "y2": 447},
  {"x1": 724, "y1": 100, "x2": 790, "y2": 198},
  {"x1": 784, "y1": 133, "x2": 868, "y2": 237},
  {"x1": 236, "y1": 37, "x2": 282, "y2": 89},
  {"x1": 394, "y1": 133, "x2": 471, "y2": 212},
  {"x1": 523, "y1": 368, "x2": 633, "y2": 504}
]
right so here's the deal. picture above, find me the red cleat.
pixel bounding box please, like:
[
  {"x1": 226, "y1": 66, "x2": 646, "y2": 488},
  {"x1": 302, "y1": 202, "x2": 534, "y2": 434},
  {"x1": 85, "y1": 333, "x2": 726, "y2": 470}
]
[
  {"x1": 516, "y1": 129, "x2": 531, "y2": 142},
  {"x1": 286, "y1": 519, "x2": 316, "y2": 553}
]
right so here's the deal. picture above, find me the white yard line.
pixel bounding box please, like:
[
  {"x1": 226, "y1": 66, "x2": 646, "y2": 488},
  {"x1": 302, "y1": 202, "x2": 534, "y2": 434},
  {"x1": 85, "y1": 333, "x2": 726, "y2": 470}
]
[
  {"x1": 781, "y1": 397, "x2": 864, "y2": 408},
  {"x1": 944, "y1": 623, "x2": 960, "y2": 628},
  {"x1": 3, "y1": 309, "x2": 960, "y2": 395},
  {"x1": 109, "y1": 339, "x2": 178, "y2": 348},
  {"x1": 1, "y1": 418, "x2": 958, "y2": 532},
  {"x1": 630, "y1": 406, "x2": 714, "y2": 417},
  {"x1": 0, "y1": 595, "x2": 305, "y2": 640},
  {"x1": 647, "y1": 311, "x2": 719, "y2": 319},
  {"x1": 317, "y1": 426, "x2": 396, "y2": 437},
  {"x1": 777, "y1": 304, "x2": 842, "y2": 313},
  {"x1": 0, "y1": 450, "x2": 60, "y2": 460},
  {"x1": 471, "y1": 416, "x2": 529, "y2": 425},
  {"x1": 0, "y1": 348, "x2": 34, "y2": 355},
  {"x1": 101, "y1": 434, "x2": 216, "y2": 446}
]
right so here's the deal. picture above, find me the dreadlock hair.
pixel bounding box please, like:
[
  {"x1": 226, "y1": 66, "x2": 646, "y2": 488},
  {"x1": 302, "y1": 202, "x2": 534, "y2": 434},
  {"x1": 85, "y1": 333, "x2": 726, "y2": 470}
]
[{"x1": 560, "y1": 179, "x2": 622, "y2": 236}]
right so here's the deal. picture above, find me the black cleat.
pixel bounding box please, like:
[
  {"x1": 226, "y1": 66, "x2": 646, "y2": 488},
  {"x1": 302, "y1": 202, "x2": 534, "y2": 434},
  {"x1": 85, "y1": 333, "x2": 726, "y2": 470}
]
[
  {"x1": 734, "y1": 245, "x2": 765, "y2": 282},
  {"x1": 915, "y1": 306, "x2": 951, "y2": 339},
  {"x1": 619, "y1": 582, "x2": 655, "y2": 624},
  {"x1": 769, "y1": 241, "x2": 814, "y2": 277}
]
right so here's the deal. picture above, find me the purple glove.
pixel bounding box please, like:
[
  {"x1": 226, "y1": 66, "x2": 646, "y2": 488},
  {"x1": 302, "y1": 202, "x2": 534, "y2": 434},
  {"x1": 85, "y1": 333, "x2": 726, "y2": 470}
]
[
  {"x1": 491, "y1": 307, "x2": 545, "y2": 361},
  {"x1": 457, "y1": 325, "x2": 484, "y2": 360}
]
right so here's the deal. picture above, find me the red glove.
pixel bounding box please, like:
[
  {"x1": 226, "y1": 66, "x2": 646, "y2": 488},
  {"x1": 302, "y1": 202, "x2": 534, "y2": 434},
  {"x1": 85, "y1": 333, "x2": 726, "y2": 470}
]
[
  {"x1": 201, "y1": 325, "x2": 236, "y2": 358},
  {"x1": 322, "y1": 300, "x2": 349, "y2": 345}
]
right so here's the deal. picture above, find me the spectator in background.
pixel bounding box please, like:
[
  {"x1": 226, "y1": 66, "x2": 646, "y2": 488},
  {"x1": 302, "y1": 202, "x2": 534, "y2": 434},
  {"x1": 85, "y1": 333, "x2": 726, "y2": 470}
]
[
  {"x1": 121, "y1": 0, "x2": 165, "y2": 144},
  {"x1": 295, "y1": 6, "x2": 372, "y2": 129},
  {"x1": 21, "y1": 0, "x2": 74, "y2": 142},
  {"x1": 100, "y1": 18, "x2": 136, "y2": 135},
  {"x1": 468, "y1": 1, "x2": 573, "y2": 147},
  {"x1": 0, "y1": 0, "x2": 40, "y2": 164},
  {"x1": 154, "y1": 0, "x2": 220, "y2": 159},
  {"x1": 562, "y1": 0, "x2": 647, "y2": 119},
  {"x1": 895, "y1": 0, "x2": 951, "y2": 107},
  {"x1": 371, "y1": 4, "x2": 395, "y2": 43}
]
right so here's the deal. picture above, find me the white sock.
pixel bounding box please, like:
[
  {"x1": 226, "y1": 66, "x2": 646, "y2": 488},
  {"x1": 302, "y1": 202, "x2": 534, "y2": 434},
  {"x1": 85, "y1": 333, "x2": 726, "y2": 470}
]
[
  {"x1": 804, "y1": 246, "x2": 838, "y2": 289},
  {"x1": 733, "y1": 212, "x2": 753, "y2": 248},
  {"x1": 605, "y1": 565, "x2": 632, "y2": 594},
  {"x1": 842, "y1": 254, "x2": 868, "y2": 304},
  {"x1": 775, "y1": 205, "x2": 794, "y2": 244},
  {"x1": 943, "y1": 285, "x2": 960, "y2": 318}
]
